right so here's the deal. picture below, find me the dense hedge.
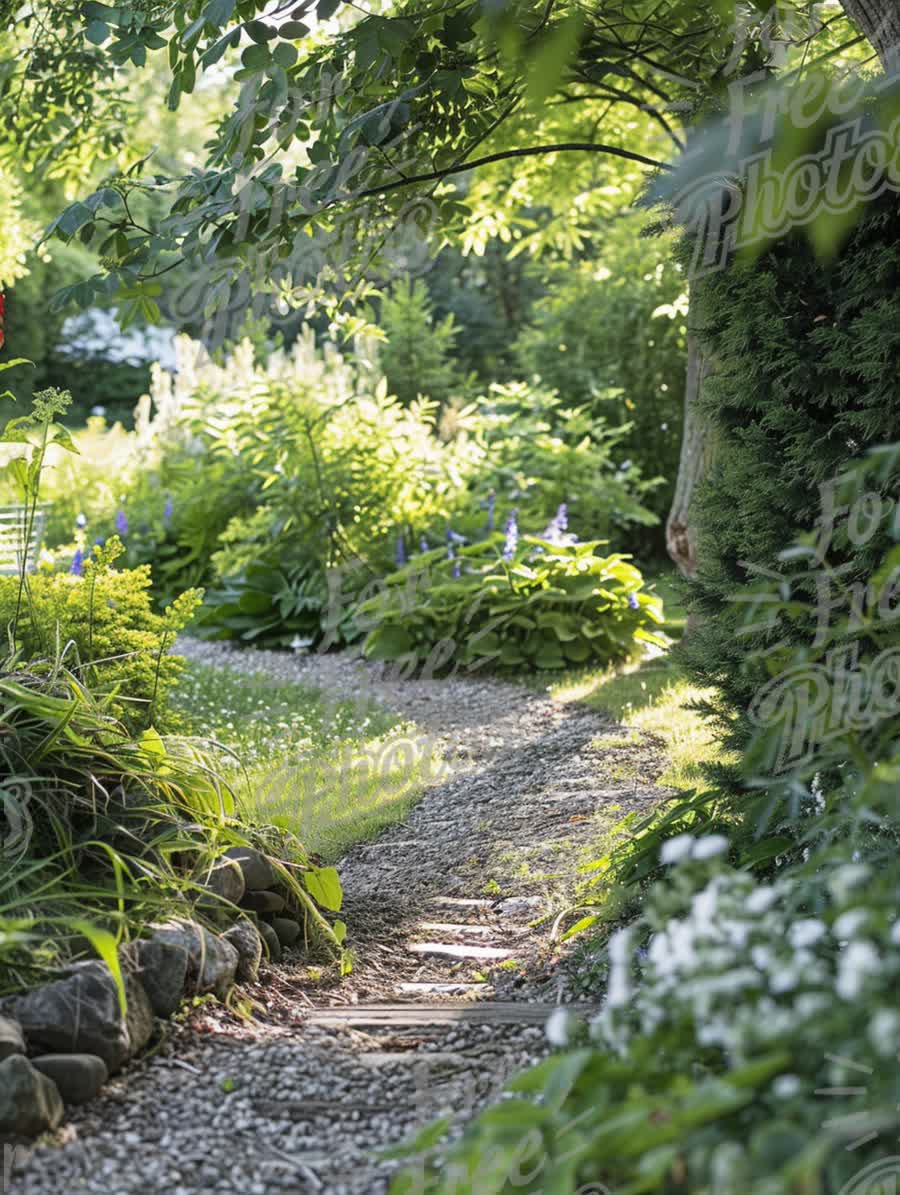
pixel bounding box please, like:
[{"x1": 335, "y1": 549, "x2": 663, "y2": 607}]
[{"x1": 680, "y1": 194, "x2": 900, "y2": 754}]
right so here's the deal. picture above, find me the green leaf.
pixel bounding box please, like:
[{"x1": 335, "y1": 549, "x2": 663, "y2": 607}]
[
  {"x1": 202, "y1": 0, "x2": 235, "y2": 25},
  {"x1": 317, "y1": 0, "x2": 340, "y2": 19},
  {"x1": 304, "y1": 866, "x2": 343, "y2": 912},
  {"x1": 525, "y1": 12, "x2": 582, "y2": 106},
  {"x1": 364, "y1": 624, "x2": 414, "y2": 660},
  {"x1": 84, "y1": 19, "x2": 110, "y2": 44},
  {"x1": 273, "y1": 42, "x2": 298, "y2": 68},
  {"x1": 57, "y1": 202, "x2": 95, "y2": 238},
  {"x1": 241, "y1": 42, "x2": 271, "y2": 70},
  {"x1": 279, "y1": 20, "x2": 309, "y2": 38},
  {"x1": 71, "y1": 922, "x2": 127, "y2": 1016},
  {"x1": 49, "y1": 424, "x2": 80, "y2": 455},
  {"x1": 245, "y1": 19, "x2": 275, "y2": 42}
]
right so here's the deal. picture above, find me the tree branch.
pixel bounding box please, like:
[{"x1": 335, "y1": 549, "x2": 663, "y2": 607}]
[{"x1": 354, "y1": 140, "x2": 672, "y2": 201}]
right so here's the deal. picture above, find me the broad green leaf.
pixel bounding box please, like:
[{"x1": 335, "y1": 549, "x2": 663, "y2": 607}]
[{"x1": 304, "y1": 865, "x2": 343, "y2": 912}]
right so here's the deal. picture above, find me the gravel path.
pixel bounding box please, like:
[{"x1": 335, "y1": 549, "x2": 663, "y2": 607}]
[{"x1": 10, "y1": 643, "x2": 666, "y2": 1195}]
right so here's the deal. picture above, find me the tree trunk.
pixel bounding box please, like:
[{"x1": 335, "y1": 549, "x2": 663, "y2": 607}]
[
  {"x1": 840, "y1": 0, "x2": 900, "y2": 68},
  {"x1": 666, "y1": 5, "x2": 894, "y2": 580},
  {"x1": 666, "y1": 325, "x2": 711, "y2": 579}
]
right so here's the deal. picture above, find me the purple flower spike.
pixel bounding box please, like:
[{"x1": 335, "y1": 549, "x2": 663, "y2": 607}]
[
  {"x1": 502, "y1": 510, "x2": 519, "y2": 561},
  {"x1": 628, "y1": 593, "x2": 640, "y2": 610},
  {"x1": 541, "y1": 502, "x2": 570, "y2": 544},
  {"x1": 453, "y1": 559, "x2": 461, "y2": 578},
  {"x1": 115, "y1": 509, "x2": 129, "y2": 536},
  {"x1": 70, "y1": 548, "x2": 84, "y2": 576},
  {"x1": 396, "y1": 533, "x2": 407, "y2": 567},
  {"x1": 163, "y1": 496, "x2": 174, "y2": 524},
  {"x1": 420, "y1": 537, "x2": 429, "y2": 554}
]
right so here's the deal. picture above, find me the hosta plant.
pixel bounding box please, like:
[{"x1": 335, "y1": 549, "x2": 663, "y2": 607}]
[{"x1": 357, "y1": 534, "x2": 665, "y2": 675}]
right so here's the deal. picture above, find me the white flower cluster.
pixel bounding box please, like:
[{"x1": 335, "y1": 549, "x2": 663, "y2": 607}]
[{"x1": 588, "y1": 861, "x2": 900, "y2": 1064}]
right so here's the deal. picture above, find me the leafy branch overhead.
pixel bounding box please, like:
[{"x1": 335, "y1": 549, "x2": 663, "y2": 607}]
[{"x1": 8, "y1": 0, "x2": 860, "y2": 331}]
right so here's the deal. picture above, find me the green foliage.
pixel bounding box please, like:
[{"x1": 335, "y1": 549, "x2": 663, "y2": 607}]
[
  {"x1": 450, "y1": 380, "x2": 660, "y2": 546},
  {"x1": 359, "y1": 536, "x2": 664, "y2": 675},
  {"x1": 378, "y1": 277, "x2": 469, "y2": 407},
  {"x1": 392, "y1": 441, "x2": 900, "y2": 1195},
  {"x1": 0, "y1": 539, "x2": 202, "y2": 731},
  {"x1": 678, "y1": 194, "x2": 900, "y2": 759},
  {"x1": 110, "y1": 330, "x2": 653, "y2": 652},
  {"x1": 0, "y1": 661, "x2": 347, "y2": 992},
  {"x1": 513, "y1": 223, "x2": 687, "y2": 528}
]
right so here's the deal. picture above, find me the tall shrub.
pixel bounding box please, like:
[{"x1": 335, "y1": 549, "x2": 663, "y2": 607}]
[{"x1": 679, "y1": 194, "x2": 900, "y2": 757}]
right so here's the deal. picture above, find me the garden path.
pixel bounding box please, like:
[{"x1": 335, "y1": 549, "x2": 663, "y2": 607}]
[{"x1": 14, "y1": 645, "x2": 666, "y2": 1195}]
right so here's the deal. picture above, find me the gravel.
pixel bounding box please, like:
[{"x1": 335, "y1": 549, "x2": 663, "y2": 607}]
[{"x1": 9, "y1": 642, "x2": 666, "y2": 1195}]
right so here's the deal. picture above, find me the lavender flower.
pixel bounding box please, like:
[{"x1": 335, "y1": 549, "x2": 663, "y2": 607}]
[
  {"x1": 115, "y1": 509, "x2": 129, "y2": 536},
  {"x1": 502, "y1": 510, "x2": 519, "y2": 561},
  {"x1": 420, "y1": 536, "x2": 429, "y2": 554},
  {"x1": 541, "y1": 503, "x2": 569, "y2": 543},
  {"x1": 446, "y1": 529, "x2": 456, "y2": 562},
  {"x1": 70, "y1": 548, "x2": 84, "y2": 576},
  {"x1": 628, "y1": 592, "x2": 640, "y2": 610},
  {"x1": 75, "y1": 512, "x2": 87, "y2": 529},
  {"x1": 94, "y1": 537, "x2": 104, "y2": 547},
  {"x1": 453, "y1": 559, "x2": 461, "y2": 578},
  {"x1": 396, "y1": 533, "x2": 407, "y2": 567},
  {"x1": 163, "y1": 496, "x2": 174, "y2": 525}
]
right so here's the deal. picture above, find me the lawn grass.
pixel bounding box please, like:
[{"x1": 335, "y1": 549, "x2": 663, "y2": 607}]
[
  {"x1": 172, "y1": 662, "x2": 443, "y2": 861},
  {"x1": 545, "y1": 565, "x2": 729, "y2": 793}
]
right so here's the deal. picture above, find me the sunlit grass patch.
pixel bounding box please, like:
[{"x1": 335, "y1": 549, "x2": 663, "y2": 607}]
[
  {"x1": 546, "y1": 567, "x2": 729, "y2": 792},
  {"x1": 172, "y1": 661, "x2": 443, "y2": 861},
  {"x1": 245, "y1": 728, "x2": 446, "y2": 861}
]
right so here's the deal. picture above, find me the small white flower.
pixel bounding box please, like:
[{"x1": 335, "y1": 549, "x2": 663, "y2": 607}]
[
  {"x1": 692, "y1": 835, "x2": 729, "y2": 861},
  {"x1": 788, "y1": 919, "x2": 826, "y2": 950},
  {"x1": 660, "y1": 834, "x2": 695, "y2": 865},
  {"x1": 773, "y1": 1074, "x2": 802, "y2": 1098},
  {"x1": 746, "y1": 886, "x2": 777, "y2": 915},
  {"x1": 545, "y1": 1008, "x2": 573, "y2": 1048},
  {"x1": 869, "y1": 1009, "x2": 900, "y2": 1058},
  {"x1": 833, "y1": 909, "x2": 868, "y2": 940},
  {"x1": 605, "y1": 927, "x2": 635, "y2": 1008},
  {"x1": 828, "y1": 864, "x2": 871, "y2": 904},
  {"x1": 836, "y1": 941, "x2": 881, "y2": 1001}
]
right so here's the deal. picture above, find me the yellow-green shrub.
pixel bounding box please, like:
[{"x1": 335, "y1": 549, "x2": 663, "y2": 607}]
[{"x1": 1, "y1": 540, "x2": 201, "y2": 730}]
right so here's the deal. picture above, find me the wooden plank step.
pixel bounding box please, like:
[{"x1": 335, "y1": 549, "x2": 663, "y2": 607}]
[
  {"x1": 416, "y1": 922, "x2": 496, "y2": 936},
  {"x1": 396, "y1": 982, "x2": 492, "y2": 996},
  {"x1": 408, "y1": 942, "x2": 512, "y2": 961},
  {"x1": 306, "y1": 1001, "x2": 595, "y2": 1027}
]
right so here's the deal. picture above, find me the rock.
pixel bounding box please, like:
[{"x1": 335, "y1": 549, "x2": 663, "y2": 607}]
[
  {"x1": 31, "y1": 1055, "x2": 108, "y2": 1106},
  {"x1": 150, "y1": 922, "x2": 239, "y2": 1000},
  {"x1": 242, "y1": 890, "x2": 285, "y2": 915},
  {"x1": 10, "y1": 963, "x2": 154, "y2": 1075},
  {"x1": 223, "y1": 922, "x2": 263, "y2": 983},
  {"x1": 132, "y1": 937, "x2": 189, "y2": 1019},
  {"x1": 0, "y1": 1055, "x2": 64, "y2": 1138},
  {"x1": 270, "y1": 917, "x2": 301, "y2": 948},
  {"x1": 0, "y1": 1015, "x2": 25, "y2": 1061},
  {"x1": 257, "y1": 922, "x2": 282, "y2": 964},
  {"x1": 223, "y1": 846, "x2": 276, "y2": 892},
  {"x1": 201, "y1": 858, "x2": 245, "y2": 908}
]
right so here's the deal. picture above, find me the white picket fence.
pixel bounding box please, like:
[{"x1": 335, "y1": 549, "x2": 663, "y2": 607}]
[{"x1": 0, "y1": 505, "x2": 47, "y2": 575}]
